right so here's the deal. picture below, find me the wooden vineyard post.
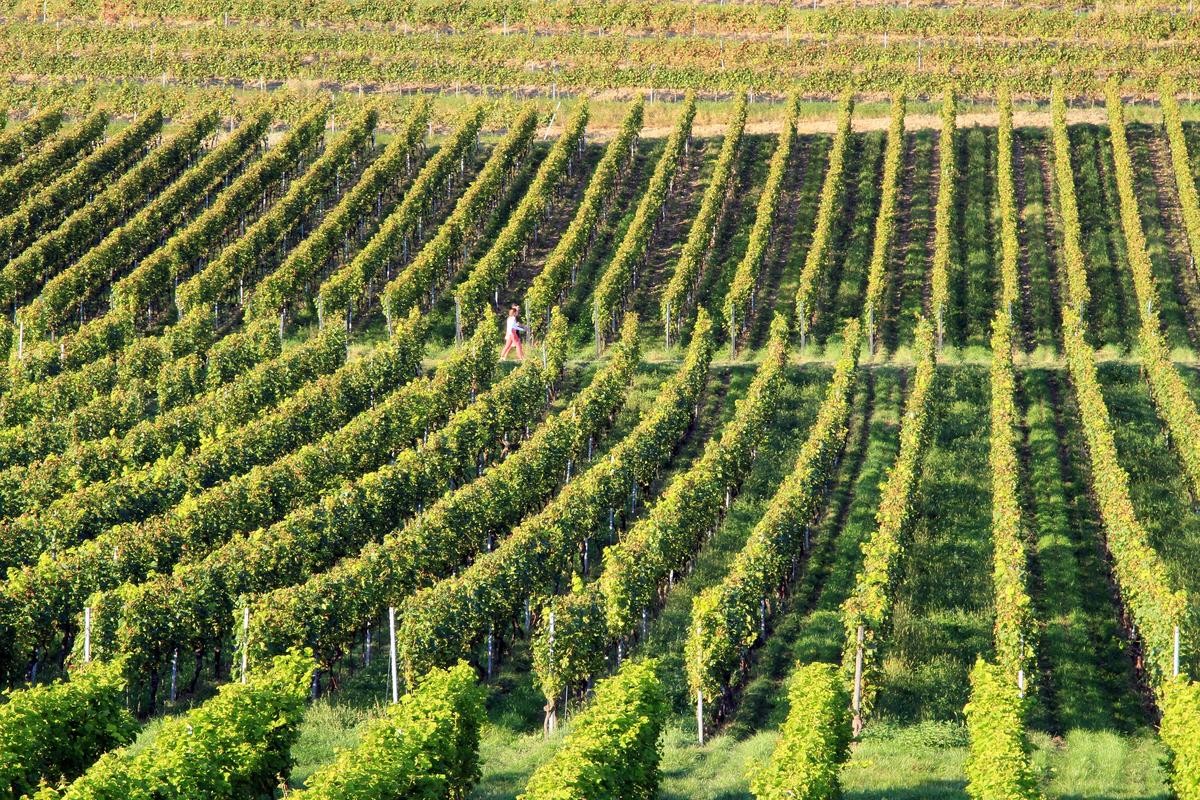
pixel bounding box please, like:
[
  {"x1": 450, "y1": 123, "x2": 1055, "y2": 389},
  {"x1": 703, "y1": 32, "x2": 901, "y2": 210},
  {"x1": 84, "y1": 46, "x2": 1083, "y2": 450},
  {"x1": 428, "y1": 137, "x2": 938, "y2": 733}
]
[
  {"x1": 83, "y1": 606, "x2": 91, "y2": 663},
  {"x1": 240, "y1": 607, "x2": 249, "y2": 683},
  {"x1": 388, "y1": 606, "x2": 399, "y2": 704},
  {"x1": 696, "y1": 688, "x2": 705, "y2": 746},
  {"x1": 852, "y1": 624, "x2": 865, "y2": 737},
  {"x1": 544, "y1": 611, "x2": 557, "y2": 736},
  {"x1": 1175, "y1": 624, "x2": 1181, "y2": 677}
]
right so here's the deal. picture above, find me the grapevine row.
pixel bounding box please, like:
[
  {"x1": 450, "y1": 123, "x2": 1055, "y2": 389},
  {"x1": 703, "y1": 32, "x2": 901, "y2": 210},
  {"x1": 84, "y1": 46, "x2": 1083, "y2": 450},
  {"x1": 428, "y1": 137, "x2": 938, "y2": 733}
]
[
  {"x1": 794, "y1": 91, "x2": 853, "y2": 348},
  {"x1": 0, "y1": 106, "x2": 63, "y2": 168},
  {"x1": 519, "y1": 660, "x2": 667, "y2": 800},
  {"x1": 1058, "y1": 305, "x2": 1186, "y2": 684},
  {"x1": 103, "y1": 103, "x2": 323, "y2": 321},
  {"x1": 725, "y1": 95, "x2": 799, "y2": 352},
  {"x1": 246, "y1": 100, "x2": 430, "y2": 324},
  {"x1": 963, "y1": 658, "x2": 1041, "y2": 800},
  {"x1": 1058, "y1": 305, "x2": 1200, "y2": 796},
  {"x1": 531, "y1": 315, "x2": 789, "y2": 716},
  {"x1": 397, "y1": 312, "x2": 714, "y2": 684},
  {"x1": 685, "y1": 318, "x2": 862, "y2": 727},
  {"x1": 928, "y1": 89, "x2": 957, "y2": 349},
  {"x1": 0, "y1": 323, "x2": 350, "y2": 571},
  {"x1": 454, "y1": 103, "x2": 590, "y2": 335},
  {"x1": 860, "y1": 96, "x2": 906, "y2": 356},
  {"x1": 173, "y1": 106, "x2": 377, "y2": 315},
  {"x1": 16, "y1": 22, "x2": 1200, "y2": 97},
  {"x1": 0, "y1": 110, "x2": 213, "y2": 324},
  {"x1": 968, "y1": 312, "x2": 1037, "y2": 786},
  {"x1": 0, "y1": 309, "x2": 422, "y2": 523},
  {"x1": 997, "y1": 87, "x2": 1021, "y2": 314},
  {"x1": 316, "y1": 104, "x2": 485, "y2": 324},
  {"x1": 524, "y1": 99, "x2": 642, "y2": 341},
  {"x1": 0, "y1": 660, "x2": 134, "y2": 798},
  {"x1": 0, "y1": 106, "x2": 165, "y2": 266},
  {"x1": 592, "y1": 92, "x2": 695, "y2": 348},
  {"x1": 380, "y1": 108, "x2": 539, "y2": 328},
  {"x1": 85, "y1": 313, "x2": 562, "y2": 692},
  {"x1": 1161, "y1": 80, "x2": 1200, "y2": 287},
  {"x1": 292, "y1": 662, "x2": 486, "y2": 800},
  {"x1": 27, "y1": 1, "x2": 1200, "y2": 41},
  {"x1": 838, "y1": 317, "x2": 937, "y2": 719},
  {"x1": 31, "y1": 653, "x2": 312, "y2": 800},
  {"x1": 749, "y1": 662, "x2": 852, "y2": 800},
  {"x1": 0, "y1": 313, "x2": 479, "y2": 684},
  {"x1": 7, "y1": 108, "x2": 271, "y2": 381},
  {"x1": 989, "y1": 129, "x2": 1035, "y2": 680},
  {"x1": 1104, "y1": 83, "x2": 1200, "y2": 500},
  {"x1": 6, "y1": 107, "x2": 280, "y2": 375},
  {"x1": 660, "y1": 92, "x2": 747, "y2": 347},
  {"x1": 0, "y1": 109, "x2": 107, "y2": 211},
  {"x1": 243, "y1": 314, "x2": 640, "y2": 672},
  {"x1": 1050, "y1": 84, "x2": 1091, "y2": 313}
]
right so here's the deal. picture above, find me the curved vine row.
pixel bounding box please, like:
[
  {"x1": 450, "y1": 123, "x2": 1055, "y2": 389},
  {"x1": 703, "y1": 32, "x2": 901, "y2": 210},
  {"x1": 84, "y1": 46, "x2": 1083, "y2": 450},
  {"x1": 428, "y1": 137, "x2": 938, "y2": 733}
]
[
  {"x1": 592, "y1": 92, "x2": 695, "y2": 349},
  {"x1": 83, "y1": 313, "x2": 562, "y2": 689},
  {"x1": 794, "y1": 91, "x2": 853, "y2": 348},
  {"x1": 454, "y1": 102, "x2": 590, "y2": 335},
  {"x1": 0, "y1": 313, "x2": 483, "y2": 683},
  {"x1": 661, "y1": 92, "x2": 746, "y2": 346},
  {"x1": 242, "y1": 313, "x2": 639, "y2": 672},
  {"x1": 726, "y1": 94, "x2": 799, "y2": 352},
  {"x1": 380, "y1": 108, "x2": 539, "y2": 328},
  {"x1": 525, "y1": 98, "x2": 643, "y2": 341},
  {"x1": 397, "y1": 312, "x2": 713, "y2": 683}
]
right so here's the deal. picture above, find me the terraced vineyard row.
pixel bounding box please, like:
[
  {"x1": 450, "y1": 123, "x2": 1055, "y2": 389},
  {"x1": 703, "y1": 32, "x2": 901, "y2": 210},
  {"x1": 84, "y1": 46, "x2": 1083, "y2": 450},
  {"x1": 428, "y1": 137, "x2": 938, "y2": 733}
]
[{"x1": 3, "y1": 84, "x2": 1200, "y2": 800}]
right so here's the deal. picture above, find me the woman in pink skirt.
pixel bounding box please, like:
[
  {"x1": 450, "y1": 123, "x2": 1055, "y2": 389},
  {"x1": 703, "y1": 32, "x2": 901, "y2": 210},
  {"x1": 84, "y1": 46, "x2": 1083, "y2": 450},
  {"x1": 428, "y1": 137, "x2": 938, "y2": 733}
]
[{"x1": 502, "y1": 304, "x2": 526, "y2": 360}]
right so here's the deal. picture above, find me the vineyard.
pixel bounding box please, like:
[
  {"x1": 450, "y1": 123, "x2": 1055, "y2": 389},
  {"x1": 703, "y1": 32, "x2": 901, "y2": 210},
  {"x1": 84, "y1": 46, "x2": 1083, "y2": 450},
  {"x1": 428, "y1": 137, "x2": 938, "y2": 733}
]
[{"x1": 5, "y1": 2, "x2": 1200, "y2": 799}]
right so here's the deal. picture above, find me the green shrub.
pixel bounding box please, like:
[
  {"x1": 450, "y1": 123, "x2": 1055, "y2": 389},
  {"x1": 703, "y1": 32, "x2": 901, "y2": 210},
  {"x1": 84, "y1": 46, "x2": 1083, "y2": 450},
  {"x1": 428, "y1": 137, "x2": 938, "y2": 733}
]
[
  {"x1": 749, "y1": 662, "x2": 852, "y2": 800},
  {"x1": 295, "y1": 662, "x2": 486, "y2": 800},
  {"x1": 963, "y1": 658, "x2": 1041, "y2": 800},
  {"x1": 0, "y1": 660, "x2": 135, "y2": 798},
  {"x1": 1161, "y1": 677, "x2": 1200, "y2": 800},
  {"x1": 520, "y1": 660, "x2": 667, "y2": 800}
]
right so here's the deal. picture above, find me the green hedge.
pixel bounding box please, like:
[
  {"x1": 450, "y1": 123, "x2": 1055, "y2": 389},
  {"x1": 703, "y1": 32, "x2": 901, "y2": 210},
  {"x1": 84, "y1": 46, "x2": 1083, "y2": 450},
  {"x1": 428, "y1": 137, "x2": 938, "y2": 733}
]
[
  {"x1": 749, "y1": 662, "x2": 851, "y2": 800},
  {"x1": 0, "y1": 661, "x2": 135, "y2": 798},
  {"x1": 295, "y1": 662, "x2": 486, "y2": 800},
  {"x1": 520, "y1": 660, "x2": 667, "y2": 800},
  {"x1": 963, "y1": 658, "x2": 1041, "y2": 800}
]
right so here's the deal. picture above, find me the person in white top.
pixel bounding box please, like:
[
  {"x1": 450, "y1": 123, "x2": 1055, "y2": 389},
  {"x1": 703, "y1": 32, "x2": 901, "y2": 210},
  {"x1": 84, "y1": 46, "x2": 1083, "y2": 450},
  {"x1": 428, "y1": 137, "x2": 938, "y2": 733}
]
[{"x1": 502, "y1": 303, "x2": 526, "y2": 361}]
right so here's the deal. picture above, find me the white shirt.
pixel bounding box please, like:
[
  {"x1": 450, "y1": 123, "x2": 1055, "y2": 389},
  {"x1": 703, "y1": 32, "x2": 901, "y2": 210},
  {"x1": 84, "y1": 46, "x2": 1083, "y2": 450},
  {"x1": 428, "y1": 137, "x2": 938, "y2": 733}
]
[{"x1": 507, "y1": 317, "x2": 525, "y2": 335}]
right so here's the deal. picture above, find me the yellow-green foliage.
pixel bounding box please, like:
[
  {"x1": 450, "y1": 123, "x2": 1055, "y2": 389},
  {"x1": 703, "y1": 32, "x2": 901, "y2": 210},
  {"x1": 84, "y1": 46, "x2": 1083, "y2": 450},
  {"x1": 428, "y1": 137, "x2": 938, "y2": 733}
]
[{"x1": 749, "y1": 662, "x2": 851, "y2": 800}]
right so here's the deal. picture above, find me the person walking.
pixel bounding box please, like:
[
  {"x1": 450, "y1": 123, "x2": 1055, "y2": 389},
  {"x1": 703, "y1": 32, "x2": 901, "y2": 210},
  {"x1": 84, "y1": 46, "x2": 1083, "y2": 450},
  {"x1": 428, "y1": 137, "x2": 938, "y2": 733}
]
[{"x1": 501, "y1": 304, "x2": 526, "y2": 360}]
